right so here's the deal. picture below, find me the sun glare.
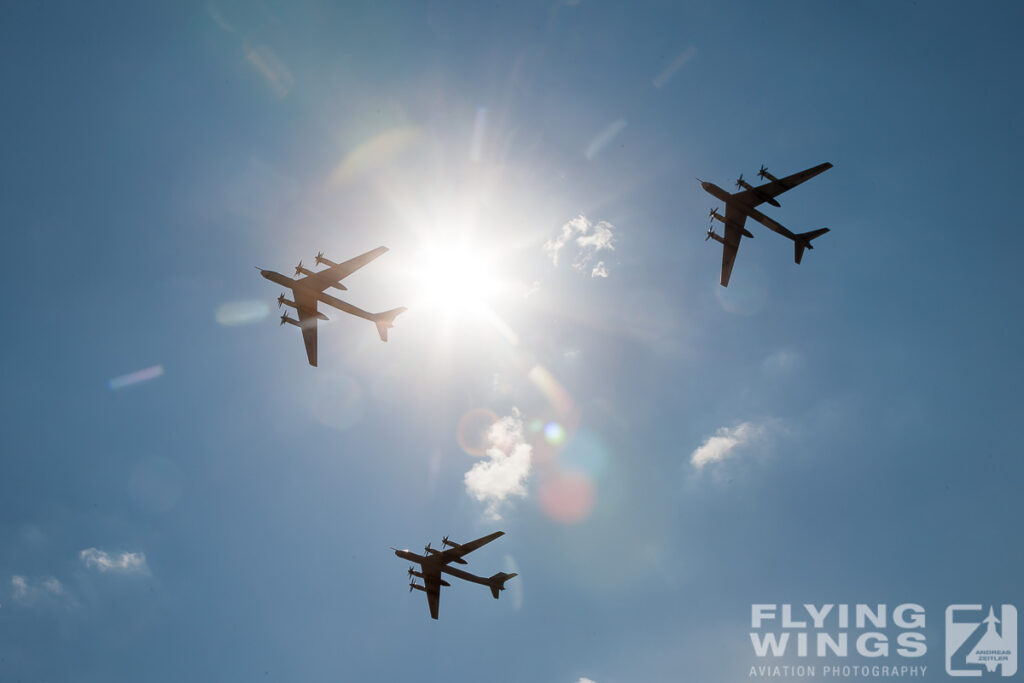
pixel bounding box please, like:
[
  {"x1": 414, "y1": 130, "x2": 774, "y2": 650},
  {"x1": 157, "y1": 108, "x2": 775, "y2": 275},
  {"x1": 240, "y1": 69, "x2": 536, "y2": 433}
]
[{"x1": 413, "y1": 245, "x2": 500, "y2": 316}]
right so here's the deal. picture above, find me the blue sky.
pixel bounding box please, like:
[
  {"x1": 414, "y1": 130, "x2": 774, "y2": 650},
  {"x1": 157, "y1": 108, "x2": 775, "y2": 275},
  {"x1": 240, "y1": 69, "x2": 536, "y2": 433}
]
[{"x1": 1, "y1": 1, "x2": 1023, "y2": 681}]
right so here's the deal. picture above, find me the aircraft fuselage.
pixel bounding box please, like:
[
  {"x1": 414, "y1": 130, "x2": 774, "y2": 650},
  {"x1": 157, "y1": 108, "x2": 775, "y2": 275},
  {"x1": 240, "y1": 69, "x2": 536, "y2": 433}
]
[
  {"x1": 700, "y1": 182, "x2": 795, "y2": 239},
  {"x1": 259, "y1": 269, "x2": 296, "y2": 289},
  {"x1": 394, "y1": 549, "x2": 491, "y2": 586}
]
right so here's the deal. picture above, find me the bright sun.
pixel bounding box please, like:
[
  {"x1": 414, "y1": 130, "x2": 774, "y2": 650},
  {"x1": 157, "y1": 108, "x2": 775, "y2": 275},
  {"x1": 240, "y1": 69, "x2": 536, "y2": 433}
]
[{"x1": 412, "y1": 245, "x2": 500, "y2": 316}]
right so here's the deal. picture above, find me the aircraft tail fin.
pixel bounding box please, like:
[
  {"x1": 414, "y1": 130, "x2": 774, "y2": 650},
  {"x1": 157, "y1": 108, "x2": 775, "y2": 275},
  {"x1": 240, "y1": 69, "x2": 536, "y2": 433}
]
[
  {"x1": 794, "y1": 228, "x2": 830, "y2": 264},
  {"x1": 488, "y1": 572, "x2": 518, "y2": 599},
  {"x1": 372, "y1": 307, "x2": 407, "y2": 342}
]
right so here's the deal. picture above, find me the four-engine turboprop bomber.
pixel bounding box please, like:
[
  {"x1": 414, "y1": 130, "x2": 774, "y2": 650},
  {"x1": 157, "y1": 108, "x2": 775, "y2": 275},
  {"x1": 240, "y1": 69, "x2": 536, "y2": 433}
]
[
  {"x1": 393, "y1": 531, "x2": 518, "y2": 620},
  {"x1": 261, "y1": 161, "x2": 830, "y2": 622},
  {"x1": 700, "y1": 162, "x2": 833, "y2": 286},
  {"x1": 258, "y1": 246, "x2": 406, "y2": 366}
]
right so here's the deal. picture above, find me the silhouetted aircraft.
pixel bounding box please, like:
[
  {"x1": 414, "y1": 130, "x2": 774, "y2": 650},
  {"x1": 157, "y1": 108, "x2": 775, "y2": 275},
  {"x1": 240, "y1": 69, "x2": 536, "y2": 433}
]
[
  {"x1": 699, "y1": 162, "x2": 833, "y2": 286},
  {"x1": 393, "y1": 531, "x2": 517, "y2": 620},
  {"x1": 258, "y1": 247, "x2": 406, "y2": 366}
]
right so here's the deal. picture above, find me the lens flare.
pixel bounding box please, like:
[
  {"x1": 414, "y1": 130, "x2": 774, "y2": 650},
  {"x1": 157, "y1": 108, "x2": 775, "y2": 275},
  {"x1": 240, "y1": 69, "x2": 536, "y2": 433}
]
[
  {"x1": 538, "y1": 470, "x2": 595, "y2": 524},
  {"x1": 560, "y1": 430, "x2": 609, "y2": 479},
  {"x1": 527, "y1": 365, "x2": 574, "y2": 417},
  {"x1": 216, "y1": 300, "x2": 269, "y2": 326},
  {"x1": 108, "y1": 365, "x2": 164, "y2": 390},
  {"x1": 543, "y1": 421, "x2": 566, "y2": 445},
  {"x1": 330, "y1": 126, "x2": 422, "y2": 186},
  {"x1": 456, "y1": 408, "x2": 499, "y2": 456}
]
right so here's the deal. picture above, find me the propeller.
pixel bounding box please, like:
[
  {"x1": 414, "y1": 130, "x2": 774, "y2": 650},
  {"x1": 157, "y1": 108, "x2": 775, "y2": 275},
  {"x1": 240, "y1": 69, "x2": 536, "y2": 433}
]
[
  {"x1": 277, "y1": 293, "x2": 286, "y2": 308},
  {"x1": 409, "y1": 582, "x2": 418, "y2": 592},
  {"x1": 758, "y1": 164, "x2": 769, "y2": 180},
  {"x1": 407, "y1": 566, "x2": 416, "y2": 578},
  {"x1": 735, "y1": 173, "x2": 745, "y2": 190},
  {"x1": 279, "y1": 313, "x2": 290, "y2": 325},
  {"x1": 294, "y1": 260, "x2": 304, "y2": 276},
  {"x1": 424, "y1": 542, "x2": 432, "y2": 555},
  {"x1": 315, "y1": 251, "x2": 326, "y2": 266},
  {"x1": 441, "y1": 535, "x2": 453, "y2": 548},
  {"x1": 705, "y1": 226, "x2": 715, "y2": 241}
]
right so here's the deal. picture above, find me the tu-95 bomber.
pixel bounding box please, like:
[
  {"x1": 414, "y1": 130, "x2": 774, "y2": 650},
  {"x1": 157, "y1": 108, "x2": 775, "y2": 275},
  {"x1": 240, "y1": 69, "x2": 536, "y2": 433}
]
[
  {"x1": 258, "y1": 246, "x2": 406, "y2": 366},
  {"x1": 393, "y1": 531, "x2": 517, "y2": 620},
  {"x1": 700, "y1": 162, "x2": 833, "y2": 286}
]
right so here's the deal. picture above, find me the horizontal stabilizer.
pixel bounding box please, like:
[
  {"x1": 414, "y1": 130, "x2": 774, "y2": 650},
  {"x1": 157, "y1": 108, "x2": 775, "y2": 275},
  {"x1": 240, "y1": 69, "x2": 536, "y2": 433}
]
[
  {"x1": 488, "y1": 572, "x2": 518, "y2": 599},
  {"x1": 373, "y1": 306, "x2": 407, "y2": 342},
  {"x1": 794, "y1": 228, "x2": 830, "y2": 264}
]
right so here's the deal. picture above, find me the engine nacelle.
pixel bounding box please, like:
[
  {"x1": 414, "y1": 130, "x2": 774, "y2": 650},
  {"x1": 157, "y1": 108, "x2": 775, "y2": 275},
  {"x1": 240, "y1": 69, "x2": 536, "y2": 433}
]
[
  {"x1": 277, "y1": 295, "x2": 327, "y2": 320},
  {"x1": 757, "y1": 164, "x2": 779, "y2": 183},
  {"x1": 409, "y1": 570, "x2": 450, "y2": 586},
  {"x1": 315, "y1": 251, "x2": 338, "y2": 267}
]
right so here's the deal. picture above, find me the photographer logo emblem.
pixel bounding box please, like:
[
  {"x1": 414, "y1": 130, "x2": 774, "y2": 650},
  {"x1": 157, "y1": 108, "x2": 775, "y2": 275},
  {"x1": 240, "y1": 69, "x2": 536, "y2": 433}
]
[{"x1": 946, "y1": 605, "x2": 1017, "y2": 677}]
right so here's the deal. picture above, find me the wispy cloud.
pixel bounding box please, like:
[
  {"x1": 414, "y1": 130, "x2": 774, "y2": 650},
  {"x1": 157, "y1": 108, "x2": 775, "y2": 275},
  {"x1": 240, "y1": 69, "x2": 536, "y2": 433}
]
[
  {"x1": 464, "y1": 412, "x2": 533, "y2": 519},
  {"x1": 762, "y1": 349, "x2": 800, "y2": 375},
  {"x1": 690, "y1": 421, "x2": 767, "y2": 469},
  {"x1": 9, "y1": 575, "x2": 73, "y2": 607},
  {"x1": 577, "y1": 678, "x2": 598, "y2": 683},
  {"x1": 544, "y1": 215, "x2": 616, "y2": 277},
  {"x1": 79, "y1": 548, "x2": 149, "y2": 575}
]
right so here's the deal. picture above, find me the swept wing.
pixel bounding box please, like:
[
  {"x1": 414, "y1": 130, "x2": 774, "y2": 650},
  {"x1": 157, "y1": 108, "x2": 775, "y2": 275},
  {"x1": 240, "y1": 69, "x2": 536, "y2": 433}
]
[
  {"x1": 731, "y1": 162, "x2": 832, "y2": 209},
  {"x1": 718, "y1": 205, "x2": 749, "y2": 287},
  {"x1": 299, "y1": 246, "x2": 388, "y2": 292},
  {"x1": 435, "y1": 531, "x2": 505, "y2": 565}
]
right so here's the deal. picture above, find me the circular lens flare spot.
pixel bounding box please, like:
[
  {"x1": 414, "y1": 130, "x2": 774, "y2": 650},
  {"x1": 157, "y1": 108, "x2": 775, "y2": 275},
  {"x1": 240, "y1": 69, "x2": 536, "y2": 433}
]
[
  {"x1": 544, "y1": 421, "x2": 566, "y2": 445},
  {"x1": 538, "y1": 470, "x2": 595, "y2": 524}
]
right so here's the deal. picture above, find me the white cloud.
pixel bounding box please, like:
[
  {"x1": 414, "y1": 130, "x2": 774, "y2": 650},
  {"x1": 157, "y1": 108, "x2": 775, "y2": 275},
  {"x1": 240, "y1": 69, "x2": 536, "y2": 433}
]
[
  {"x1": 464, "y1": 412, "x2": 533, "y2": 519},
  {"x1": 577, "y1": 678, "x2": 597, "y2": 683},
  {"x1": 10, "y1": 575, "x2": 68, "y2": 606},
  {"x1": 544, "y1": 215, "x2": 616, "y2": 277},
  {"x1": 690, "y1": 421, "x2": 767, "y2": 469},
  {"x1": 80, "y1": 548, "x2": 149, "y2": 575}
]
